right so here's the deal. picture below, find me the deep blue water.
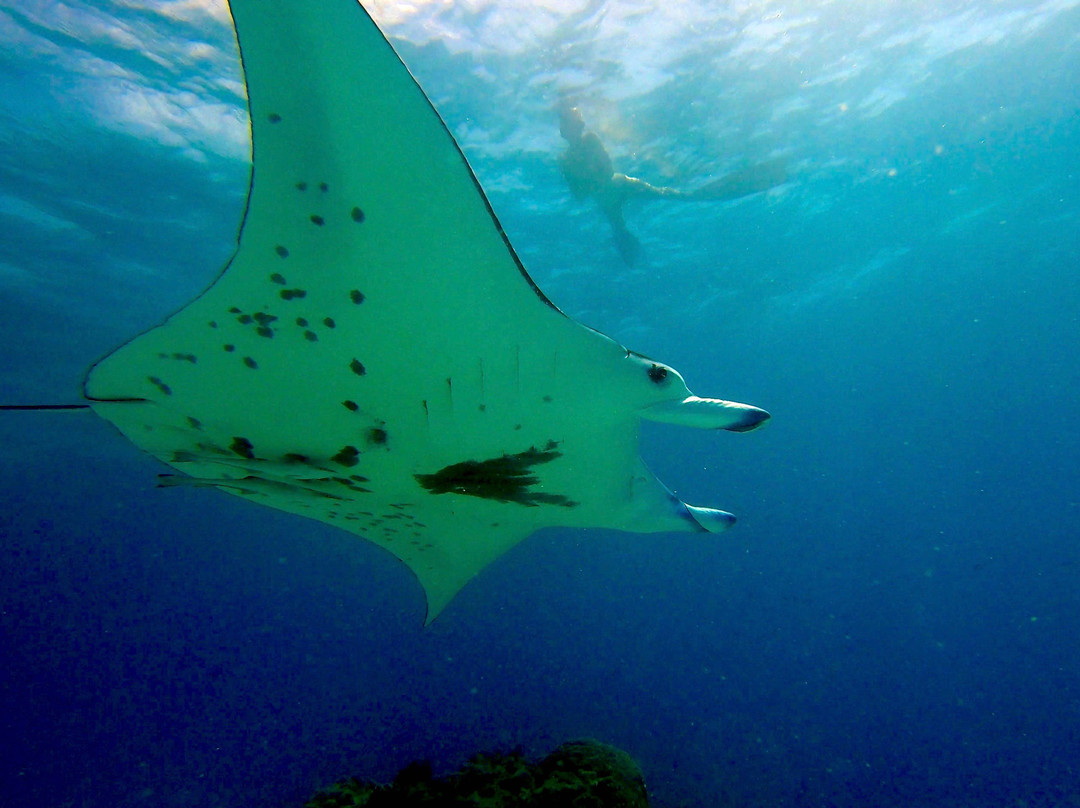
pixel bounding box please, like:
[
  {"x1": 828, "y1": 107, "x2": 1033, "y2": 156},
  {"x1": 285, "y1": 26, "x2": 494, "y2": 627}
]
[{"x1": 2, "y1": 1, "x2": 1079, "y2": 806}]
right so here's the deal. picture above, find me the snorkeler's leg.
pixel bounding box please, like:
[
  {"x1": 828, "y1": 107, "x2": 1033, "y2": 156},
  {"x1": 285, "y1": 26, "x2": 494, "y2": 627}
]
[
  {"x1": 612, "y1": 173, "x2": 687, "y2": 200},
  {"x1": 691, "y1": 157, "x2": 787, "y2": 200},
  {"x1": 602, "y1": 202, "x2": 641, "y2": 265},
  {"x1": 611, "y1": 223, "x2": 641, "y2": 265}
]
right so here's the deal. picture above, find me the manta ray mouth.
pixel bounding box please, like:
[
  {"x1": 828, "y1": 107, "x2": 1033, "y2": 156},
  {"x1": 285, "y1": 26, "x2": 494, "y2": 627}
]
[{"x1": 638, "y1": 395, "x2": 769, "y2": 534}]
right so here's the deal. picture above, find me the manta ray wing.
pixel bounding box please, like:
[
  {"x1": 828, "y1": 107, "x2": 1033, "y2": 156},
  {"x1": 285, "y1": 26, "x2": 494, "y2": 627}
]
[{"x1": 84, "y1": 0, "x2": 769, "y2": 622}]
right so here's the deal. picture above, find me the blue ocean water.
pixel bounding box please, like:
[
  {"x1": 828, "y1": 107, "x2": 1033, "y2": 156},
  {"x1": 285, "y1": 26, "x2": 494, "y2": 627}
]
[{"x1": 2, "y1": 0, "x2": 1079, "y2": 806}]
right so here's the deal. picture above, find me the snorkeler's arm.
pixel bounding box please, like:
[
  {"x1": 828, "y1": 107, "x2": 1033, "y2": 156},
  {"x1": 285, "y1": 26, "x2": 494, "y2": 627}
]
[{"x1": 612, "y1": 173, "x2": 687, "y2": 199}]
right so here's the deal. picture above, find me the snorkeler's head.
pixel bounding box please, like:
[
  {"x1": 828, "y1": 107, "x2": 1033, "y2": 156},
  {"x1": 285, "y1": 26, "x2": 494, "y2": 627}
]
[{"x1": 559, "y1": 105, "x2": 586, "y2": 140}]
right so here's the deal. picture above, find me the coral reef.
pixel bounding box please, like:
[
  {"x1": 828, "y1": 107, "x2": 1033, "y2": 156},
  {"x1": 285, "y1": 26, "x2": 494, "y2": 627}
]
[{"x1": 306, "y1": 739, "x2": 649, "y2": 808}]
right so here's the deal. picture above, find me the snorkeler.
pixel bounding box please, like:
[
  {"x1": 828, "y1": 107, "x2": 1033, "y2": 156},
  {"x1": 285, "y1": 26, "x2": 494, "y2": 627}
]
[{"x1": 557, "y1": 104, "x2": 786, "y2": 265}]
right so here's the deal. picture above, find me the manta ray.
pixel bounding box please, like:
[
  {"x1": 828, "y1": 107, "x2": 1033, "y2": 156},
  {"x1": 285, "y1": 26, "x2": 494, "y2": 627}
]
[{"x1": 79, "y1": 0, "x2": 770, "y2": 622}]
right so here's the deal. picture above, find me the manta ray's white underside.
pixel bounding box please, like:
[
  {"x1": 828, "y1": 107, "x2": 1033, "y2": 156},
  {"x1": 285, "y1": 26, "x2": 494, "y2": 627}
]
[{"x1": 84, "y1": 0, "x2": 769, "y2": 622}]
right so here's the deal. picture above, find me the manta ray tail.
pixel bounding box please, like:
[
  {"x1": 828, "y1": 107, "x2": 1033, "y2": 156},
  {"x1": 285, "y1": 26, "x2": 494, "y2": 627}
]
[{"x1": 0, "y1": 404, "x2": 91, "y2": 410}]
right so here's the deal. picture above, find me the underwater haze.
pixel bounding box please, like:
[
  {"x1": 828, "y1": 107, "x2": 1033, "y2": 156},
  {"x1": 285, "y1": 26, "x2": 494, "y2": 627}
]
[{"x1": 2, "y1": 0, "x2": 1079, "y2": 806}]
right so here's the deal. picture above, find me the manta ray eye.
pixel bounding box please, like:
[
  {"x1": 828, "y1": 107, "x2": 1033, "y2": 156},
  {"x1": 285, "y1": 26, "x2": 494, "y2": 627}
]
[{"x1": 647, "y1": 364, "x2": 668, "y2": 384}]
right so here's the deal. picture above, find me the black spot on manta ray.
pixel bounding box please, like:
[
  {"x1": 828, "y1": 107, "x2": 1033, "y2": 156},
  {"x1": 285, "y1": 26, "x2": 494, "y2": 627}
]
[
  {"x1": 323, "y1": 317, "x2": 335, "y2": 328},
  {"x1": 270, "y1": 272, "x2": 286, "y2": 284},
  {"x1": 187, "y1": 417, "x2": 202, "y2": 430},
  {"x1": 230, "y1": 436, "x2": 255, "y2": 459},
  {"x1": 280, "y1": 289, "x2": 307, "y2": 300},
  {"x1": 267, "y1": 112, "x2": 281, "y2": 123},
  {"x1": 237, "y1": 314, "x2": 254, "y2": 325},
  {"x1": 343, "y1": 400, "x2": 359, "y2": 411},
  {"x1": 319, "y1": 182, "x2": 329, "y2": 192},
  {"x1": 296, "y1": 181, "x2": 307, "y2": 191},
  {"x1": 223, "y1": 344, "x2": 235, "y2": 352},
  {"x1": 228, "y1": 306, "x2": 241, "y2": 313},
  {"x1": 331, "y1": 445, "x2": 360, "y2": 467},
  {"x1": 275, "y1": 245, "x2": 289, "y2": 258},
  {"x1": 296, "y1": 317, "x2": 308, "y2": 327},
  {"x1": 256, "y1": 326, "x2": 273, "y2": 339},
  {"x1": 332, "y1": 477, "x2": 371, "y2": 493},
  {"x1": 349, "y1": 289, "x2": 365, "y2": 304},
  {"x1": 350, "y1": 359, "x2": 366, "y2": 376},
  {"x1": 415, "y1": 445, "x2": 576, "y2": 507},
  {"x1": 351, "y1": 206, "x2": 365, "y2": 223},
  {"x1": 367, "y1": 427, "x2": 387, "y2": 445},
  {"x1": 310, "y1": 215, "x2": 325, "y2": 226},
  {"x1": 304, "y1": 330, "x2": 318, "y2": 342},
  {"x1": 147, "y1": 376, "x2": 172, "y2": 396},
  {"x1": 253, "y1": 312, "x2": 277, "y2": 325},
  {"x1": 243, "y1": 356, "x2": 258, "y2": 369}
]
